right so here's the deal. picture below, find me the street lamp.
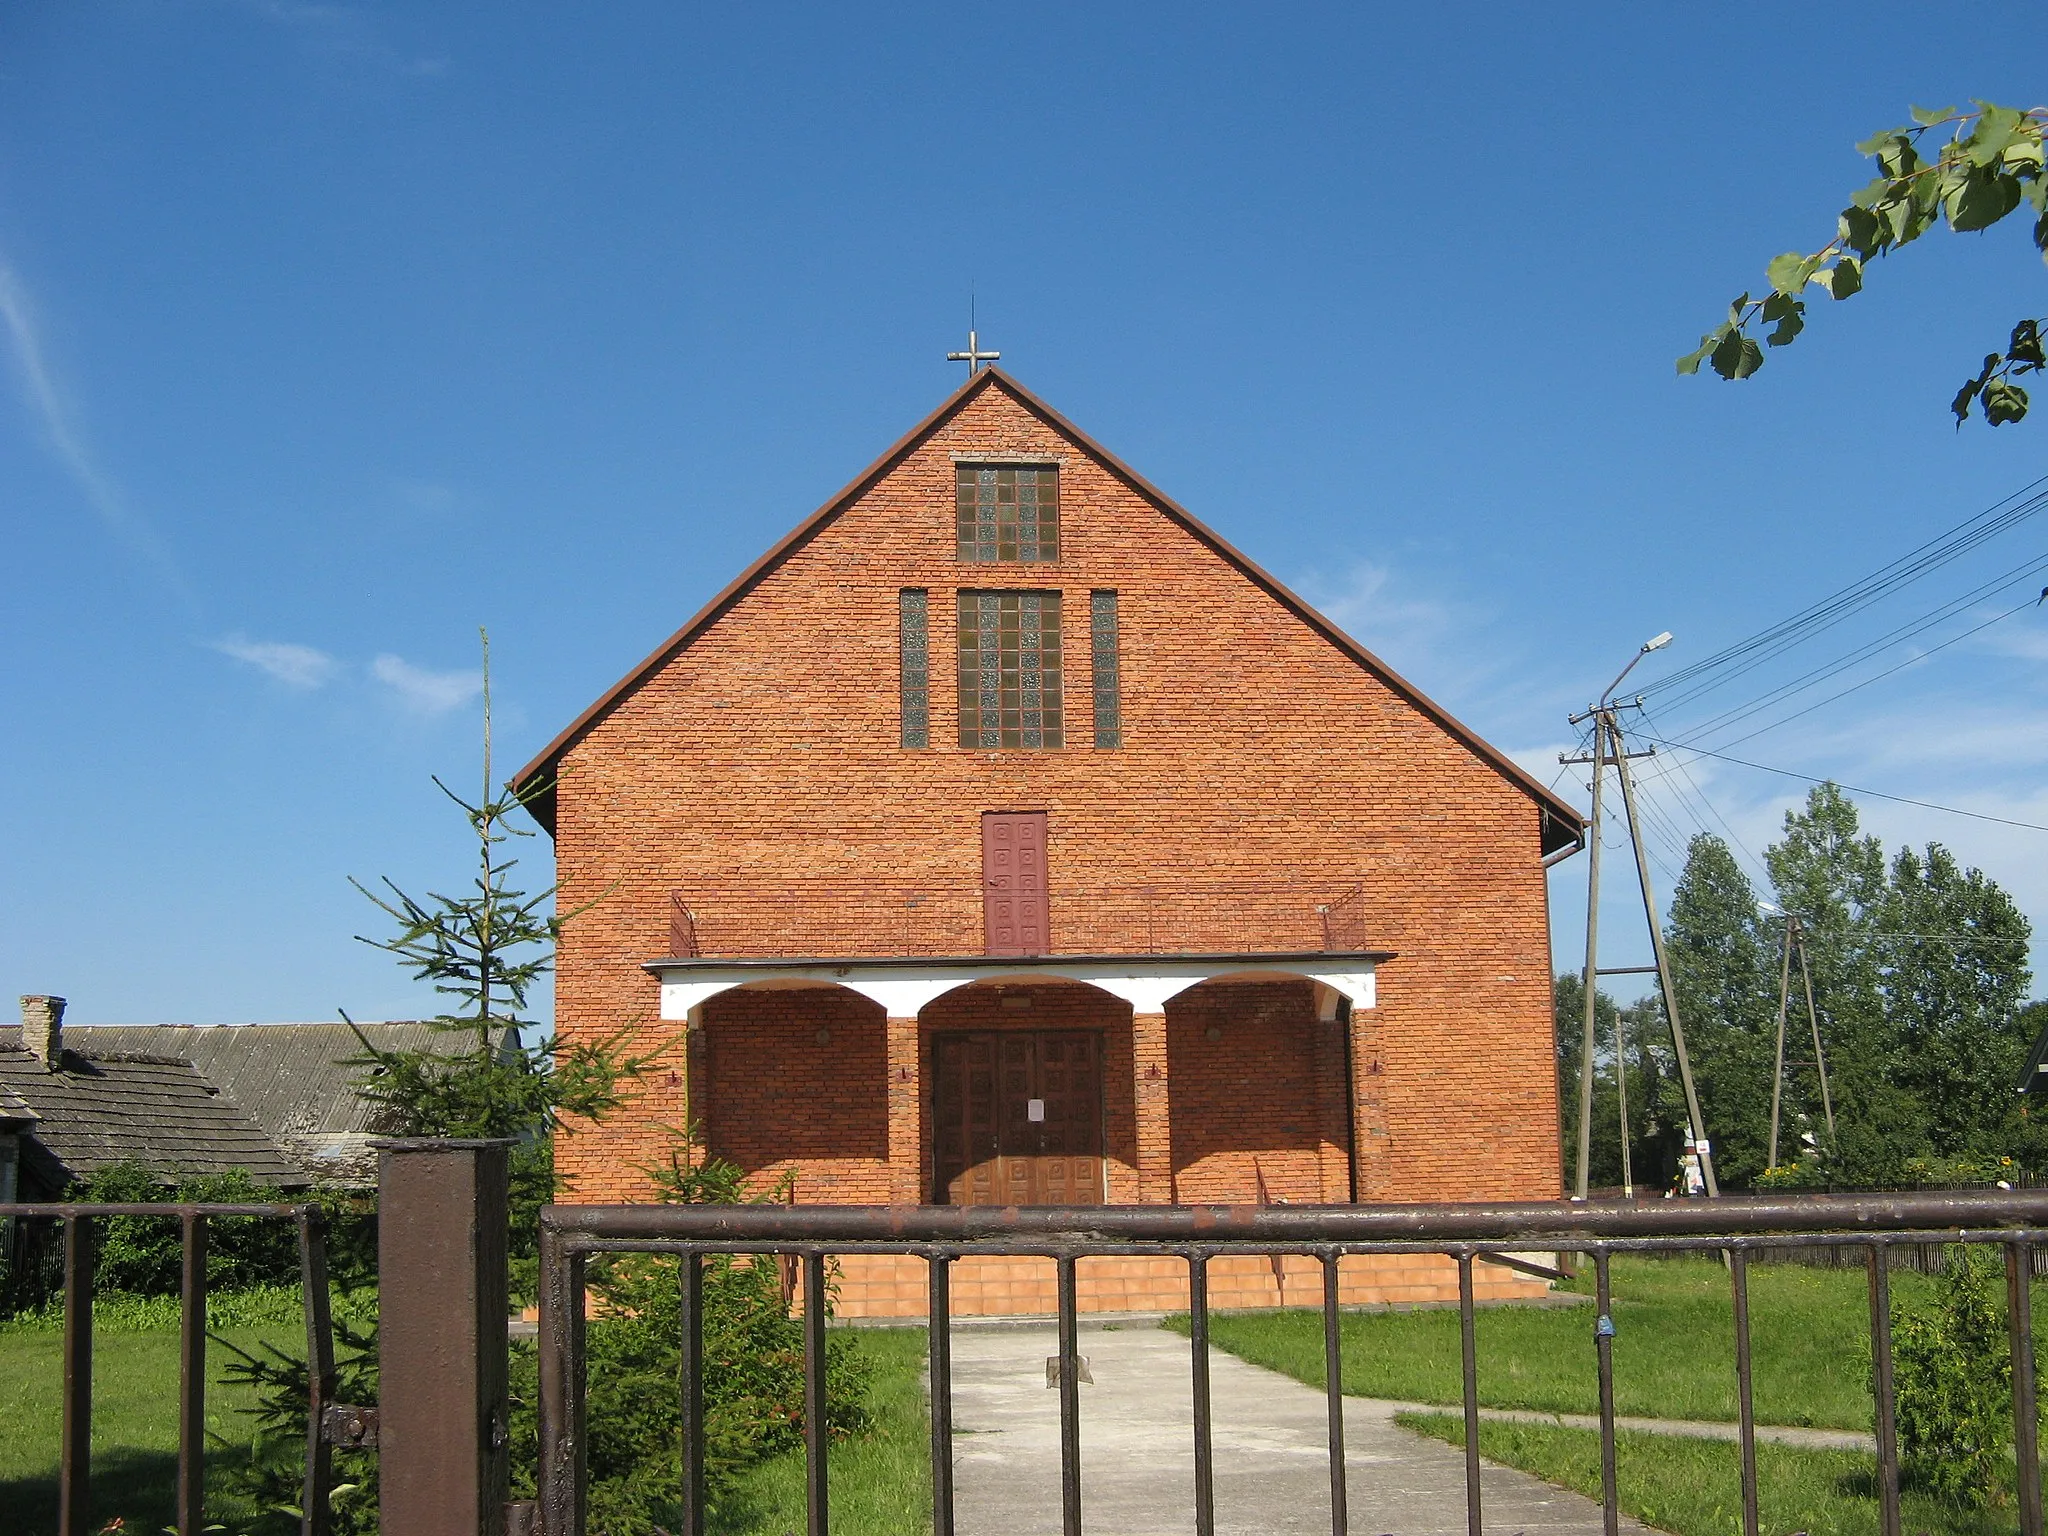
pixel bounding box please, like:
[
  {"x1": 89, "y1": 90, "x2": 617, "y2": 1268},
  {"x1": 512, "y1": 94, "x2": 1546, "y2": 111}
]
[{"x1": 1599, "y1": 631, "x2": 1674, "y2": 708}]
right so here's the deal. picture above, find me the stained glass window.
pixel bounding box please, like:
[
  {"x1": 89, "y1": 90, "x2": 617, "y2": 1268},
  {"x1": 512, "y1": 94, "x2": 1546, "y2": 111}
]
[
  {"x1": 956, "y1": 591, "x2": 1063, "y2": 748},
  {"x1": 1090, "y1": 590, "x2": 1121, "y2": 748},
  {"x1": 899, "y1": 588, "x2": 929, "y2": 748},
  {"x1": 955, "y1": 465, "x2": 1059, "y2": 562}
]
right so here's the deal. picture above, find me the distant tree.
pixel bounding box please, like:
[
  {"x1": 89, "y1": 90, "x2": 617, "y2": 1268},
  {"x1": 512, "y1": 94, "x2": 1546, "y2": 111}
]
[
  {"x1": 1680, "y1": 101, "x2": 2048, "y2": 425},
  {"x1": 1665, "y1": 835, "x2": 1777, "y2": 1187},
  {"x1": 1877, "y1": 841, "x2": 2033, "y2": 1156},
  {"x1": 1736, "y1": 784, "x2": 2038, "y2": 1185},
  {"x1": 1555, "y1": 972, "x2": 1619, "y2": 1187},
  {"x1": 1763, "y1": 785, "x2": 1926, "y2": 1183}
]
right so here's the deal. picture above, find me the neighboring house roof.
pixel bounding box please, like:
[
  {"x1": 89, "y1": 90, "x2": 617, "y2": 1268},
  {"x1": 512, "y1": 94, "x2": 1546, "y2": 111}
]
[
  {"x1": 2019, "y1": 1015, "x2": 2048, "y2": 1095},
  {"x1": 0, "y1": 1081, "x2": 38, "y2": 1128},
  {"x1": 0, "y1": 1041, "x2": 304, "y2": 1189},
  {"x1": 510, "y1": 367, "x2": 1587, "y2": 857},
  {"x1": 0, "y1": 1021, "x2": 514, "y2": 1185}
]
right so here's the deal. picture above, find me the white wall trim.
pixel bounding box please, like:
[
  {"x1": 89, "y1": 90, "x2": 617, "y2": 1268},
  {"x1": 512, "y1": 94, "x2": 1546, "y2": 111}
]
[{"x1": 657, "y1": 957, "x2": 1377, "y2": 1023}]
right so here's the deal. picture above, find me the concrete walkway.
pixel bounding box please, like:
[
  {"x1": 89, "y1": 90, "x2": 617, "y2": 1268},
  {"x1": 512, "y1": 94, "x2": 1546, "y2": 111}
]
[{"x1": 949, "y1": 1321, "x2": 1657, "y2": 1535}]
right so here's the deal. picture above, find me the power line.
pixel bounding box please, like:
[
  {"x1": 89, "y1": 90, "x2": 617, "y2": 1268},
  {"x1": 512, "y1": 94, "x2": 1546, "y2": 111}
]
[
  {"x1": 1638, "y1": 705, "x2": 1775, "y2": 889},
  {"x1": 1636, "y1": 473, "x2": 2048, "y2": 711},
  {"x1": 1670, "y1": 557, "x2": 2048, "y2": 747},
  {"x1": 1684, "y1": 595, "x2": 2041, "y2": 755},
  {"x1": 1634, "y1": 738, "x2": 2048, "y2": 835},
  {"x1": 1867, "y1": 930, "x2": 2032, "y2": 947}
]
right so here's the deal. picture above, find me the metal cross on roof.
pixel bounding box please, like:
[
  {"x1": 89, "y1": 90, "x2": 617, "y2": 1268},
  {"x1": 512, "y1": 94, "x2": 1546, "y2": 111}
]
[{"x1": 947, "y1": 327, "x2": 999, "y2": 374}]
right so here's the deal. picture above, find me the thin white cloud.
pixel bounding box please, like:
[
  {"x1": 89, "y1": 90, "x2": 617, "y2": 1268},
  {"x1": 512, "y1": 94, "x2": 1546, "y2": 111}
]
[
  {"x1": 371, "y1": 654, "x2": 483, "y2": 717},
  {"x1": 210, "y1": 635, "x2": 340, "y2": 690},
  {"x1": 1299, "y1": 561, "x2": 1460, "y2": 653},
  {"x1": 0, "y1": 257, "x2": 187, "y2": 598}
]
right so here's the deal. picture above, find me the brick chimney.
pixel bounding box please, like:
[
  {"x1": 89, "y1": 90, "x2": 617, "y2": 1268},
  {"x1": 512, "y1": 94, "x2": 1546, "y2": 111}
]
[{"x1": 20, "y1": 995, "x2": 66, "y2": 1069}]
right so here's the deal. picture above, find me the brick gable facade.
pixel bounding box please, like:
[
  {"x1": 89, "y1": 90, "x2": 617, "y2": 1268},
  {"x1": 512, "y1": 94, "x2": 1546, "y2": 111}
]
[{"x1": 519, "y1": 370, "x2": 1580, "y2": 1310}]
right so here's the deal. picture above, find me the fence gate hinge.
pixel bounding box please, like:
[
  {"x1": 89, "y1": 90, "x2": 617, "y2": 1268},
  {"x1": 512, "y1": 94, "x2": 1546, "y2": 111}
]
[{"x1": 321, "y1": 1403, "x2": 380, "y2": 1449}]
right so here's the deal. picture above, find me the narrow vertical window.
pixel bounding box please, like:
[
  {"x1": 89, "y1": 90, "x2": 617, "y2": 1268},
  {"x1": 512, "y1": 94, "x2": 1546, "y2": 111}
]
[
  {"x1": 899, "y1": 588, "x2": 929, "y2": 748},
  {"x1": 956, "y1": 465, "x2": 1059, "y2": 562},
  {"x1": 1090, "y1": 590, "x2": 1122, "y2": 748},
  {"x1": 957, "y1": 591, "x2": 1063, "y2": 748}
]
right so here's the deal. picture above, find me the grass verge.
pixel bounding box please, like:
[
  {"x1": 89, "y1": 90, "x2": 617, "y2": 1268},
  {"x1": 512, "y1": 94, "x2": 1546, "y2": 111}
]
[
  {"x1": 1400, "y1": 1410, "x2": 2017, "y2": 1536},
  {"x1": 1164, "y1": 1256, "x2": 2026, "y2": 1429},
  {"x1": 711, "y1": 1326, "x2": 932, "y2": 1536},
  {"x1": 0, "y1": 1323, "x2": 295, "y2": 1534},
  {"x1": 3, "y1": 1319, "x2": 934, "y2": 1536}
]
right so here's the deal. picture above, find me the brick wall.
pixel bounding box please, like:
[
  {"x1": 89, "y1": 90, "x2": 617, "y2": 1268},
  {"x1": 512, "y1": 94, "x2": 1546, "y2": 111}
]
[
  {"x1": 702, "y1": 986, "x2": 890, "y2": 1203},
  {"x1": 1165, "y1": 980, "x2": 1347, "y2": 1204},
  {"x1": 547, "y1": 375, "x2": 1562, "y2": 1207}
]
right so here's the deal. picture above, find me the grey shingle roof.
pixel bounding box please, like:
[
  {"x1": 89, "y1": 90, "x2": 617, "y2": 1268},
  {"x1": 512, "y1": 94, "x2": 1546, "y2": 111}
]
[
  {"x1": 0, "y1": 1021, "x2": 511, "y2": 1185},
  {"x1": 0, "y1": 1081, "x2": 38, "y2": 1127},
  {"x1": 0, "y1": 1043, "x2": 304, "y2": 1190}
]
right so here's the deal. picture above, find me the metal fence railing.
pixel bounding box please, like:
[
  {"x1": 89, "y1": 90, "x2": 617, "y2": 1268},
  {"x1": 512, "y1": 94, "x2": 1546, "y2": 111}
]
[
  {"x1": 0, "y1": 1201, "x2": 344, "y2": 1536},
  {"x1": 536, "y1": 1190, "x2": 2048, "y2": 1536},
  {"x1": 666, "y1": 881, "x2": 1376, "y2": 960}
]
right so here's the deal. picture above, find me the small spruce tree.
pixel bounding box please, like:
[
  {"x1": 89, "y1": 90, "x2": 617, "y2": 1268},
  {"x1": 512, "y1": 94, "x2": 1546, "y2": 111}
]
[{"x1": 343, "y1": 629, "x2": 653, "y2": 1287}]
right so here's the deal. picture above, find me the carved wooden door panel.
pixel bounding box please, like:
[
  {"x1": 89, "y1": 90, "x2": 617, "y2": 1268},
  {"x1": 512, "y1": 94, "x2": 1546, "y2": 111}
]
[
  {"x1": 932, "y1": 1029, "x2": 1103, "y2": 1205},
  {"x1": 982, "y1": 811, "x2": 1050, "y2": 956},
  {"x1": 933, "y1": 1032, "x2": 999, "y2": 1206},
  {"x1": 1030, "y1": 1031, "x2": 1102, "y2": 1204}
]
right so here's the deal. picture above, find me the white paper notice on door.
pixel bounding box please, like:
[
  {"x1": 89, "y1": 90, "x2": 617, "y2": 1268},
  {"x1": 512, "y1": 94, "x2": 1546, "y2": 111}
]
[{"x1": 1027, "y1": 1098, "x2": 1046, "y2": 1122}]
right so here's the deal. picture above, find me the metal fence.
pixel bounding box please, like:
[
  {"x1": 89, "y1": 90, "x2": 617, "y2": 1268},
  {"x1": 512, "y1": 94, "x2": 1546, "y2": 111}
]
[
  {"x1": 23, "y1": 1160, "x2": 2048, "y2": 1536},
  {"x1": 0, "y1": 1200, "x2": 345, "y2": 1536},
  {"x1": 537, "y1": 1191, "x2": 2048, "y2": 1536}
]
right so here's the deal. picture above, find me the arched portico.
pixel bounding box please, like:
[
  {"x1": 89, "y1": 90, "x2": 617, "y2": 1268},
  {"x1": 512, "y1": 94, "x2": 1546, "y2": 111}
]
[{"x1": 652, "y1": 951, "x2": 1385, "y2": 1210}]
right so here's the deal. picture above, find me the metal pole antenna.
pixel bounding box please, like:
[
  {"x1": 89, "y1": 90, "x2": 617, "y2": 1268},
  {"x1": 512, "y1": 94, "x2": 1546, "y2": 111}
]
[
  {"x1": 1574, "y1": 717, "x2": 1607, "y2": 1201},
  {"x1": 1796, "y1": 925, "x2": 1837, "y2": 1140},
  {"x1": 1611, "y1": 712, "x2": 1720, "y2": 1196},
  {"x1": 1768, "y1": 915, "x2": 1794, "y2": 1169}
]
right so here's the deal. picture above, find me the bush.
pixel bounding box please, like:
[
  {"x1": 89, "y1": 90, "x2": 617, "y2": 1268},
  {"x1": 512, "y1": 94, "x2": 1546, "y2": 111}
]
[
  {"x1": 507, "y1": 1145, "x2": 873, "y2": 1536},
  {"x1": 214, "y1": 1311, "x2": 380, "y2": 1536},
  {"x1": 68, "y1": 1162, "x2": 305, "y2": 1296},
  {"x1": 1889, "y1": 1244, "x2": 2012, "y2": 1506}
]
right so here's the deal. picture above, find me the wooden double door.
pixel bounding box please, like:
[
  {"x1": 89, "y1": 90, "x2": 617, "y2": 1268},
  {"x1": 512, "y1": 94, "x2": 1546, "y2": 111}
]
[{"x1": 931, "y1": 1030, "x2": 1105, "y2": 1206}]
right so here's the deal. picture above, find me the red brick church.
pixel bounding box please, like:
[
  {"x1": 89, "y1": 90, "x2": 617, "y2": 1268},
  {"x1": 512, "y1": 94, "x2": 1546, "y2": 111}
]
[{"x1": 514, "y1": 366, "x2": 1583, "y2": 1314}]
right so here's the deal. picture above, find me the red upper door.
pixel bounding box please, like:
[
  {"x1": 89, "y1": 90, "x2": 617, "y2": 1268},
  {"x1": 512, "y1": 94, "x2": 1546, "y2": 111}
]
[{"x1": 982, "y1": 811, "x2": 1050, "y2": 956}]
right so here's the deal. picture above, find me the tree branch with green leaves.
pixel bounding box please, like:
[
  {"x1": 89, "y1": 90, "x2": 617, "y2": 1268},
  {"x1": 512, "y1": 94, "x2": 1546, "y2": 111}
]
[{"x1": 1679, "y1": 101, "x2": 2048, "y2": 425}]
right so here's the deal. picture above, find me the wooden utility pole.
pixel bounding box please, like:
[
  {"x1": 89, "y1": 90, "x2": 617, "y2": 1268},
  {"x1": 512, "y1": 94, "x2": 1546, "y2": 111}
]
[
  {"x1": 1564, "y1": 684, "x2": 1720, "y2": 1200},
  {"x1": 1612, "y1": 717, "x2": 1720, "y2": 1197},
  {"x1": 1573, "y1": 719, "x2": 1607, "y2": 1200},
  {"x1": 1768, "y1": 916, "x2": 1795, "y2": 1169},
  {"x1": 1796, "y1": 930, "x2": 1837, "y2": 1140},
  {"x1": 1615, "y1": 995, "x2": 1634, "y2": 1197},
  {"x1": 1767, "y1": 914, "x2": 1840, "y2": 1168}
]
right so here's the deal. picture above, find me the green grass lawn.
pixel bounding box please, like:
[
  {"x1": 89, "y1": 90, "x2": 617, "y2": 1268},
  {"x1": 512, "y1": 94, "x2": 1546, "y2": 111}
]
[
  {"x1": 0, "y1": 1323, "x2": 294, "y2": 1535},
  {"x1": 711, "y1": 1327, "x2": 933, "y2": 1536},
  {"x1": 1401, "y1": 1411, "x2": 2018, "y2": 1536},
  {"x1": 1166, "y1": 1255, "x2": 2005, "y2": 1430}
]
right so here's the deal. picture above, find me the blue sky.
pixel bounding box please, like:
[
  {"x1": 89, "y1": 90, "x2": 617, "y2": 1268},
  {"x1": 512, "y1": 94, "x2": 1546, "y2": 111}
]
[{"x1": 6, "y1": 3, "x2": 2048, "y2": 1025}]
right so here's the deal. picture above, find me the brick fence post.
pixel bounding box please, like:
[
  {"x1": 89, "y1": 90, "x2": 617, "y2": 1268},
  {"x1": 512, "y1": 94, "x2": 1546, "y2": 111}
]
[{"x1": 376, "y1": 1137, "x2": 514, "y2": 1536}]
